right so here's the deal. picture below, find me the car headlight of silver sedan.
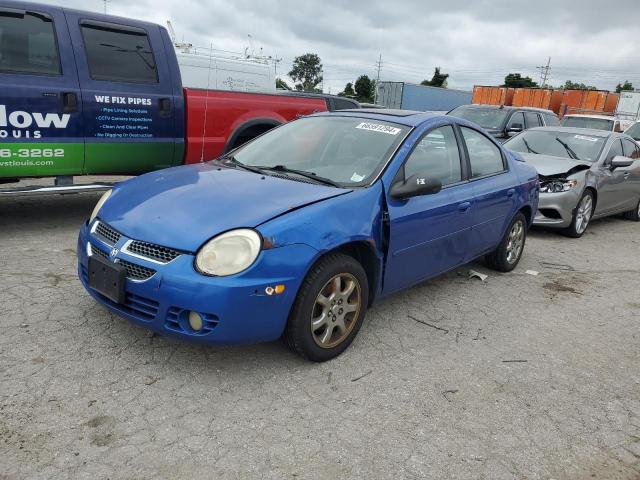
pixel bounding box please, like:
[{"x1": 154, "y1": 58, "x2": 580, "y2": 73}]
[
  {"x1": 195, "y1": 229, "x2": 262, "y2": 276},
  {"x1": 540, "y1": 179, "x2": 578, "y2": 193}
]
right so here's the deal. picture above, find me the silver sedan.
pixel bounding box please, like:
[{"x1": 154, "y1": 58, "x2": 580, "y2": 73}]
[{"x1": 504, "y1": 127, "x2": 640, "y2": 237}]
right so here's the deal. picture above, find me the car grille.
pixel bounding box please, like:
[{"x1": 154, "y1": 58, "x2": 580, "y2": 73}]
[
  {"x1": 79, "y1": 264, "x2": 159, "y2": 320},
  {"x1": 95, "y1": 221, "x2": 121, "y2": 246},
  {"x1": 90, "y1": 244, "x2": 156, "y2": 281},
  {"x1": 127, "y1": 240, "x2": 181, "y2": 263}
]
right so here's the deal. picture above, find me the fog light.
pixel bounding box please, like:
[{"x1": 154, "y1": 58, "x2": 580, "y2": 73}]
[{"x1": 188, "y1": 311, "x2": 203, "y2": 331}]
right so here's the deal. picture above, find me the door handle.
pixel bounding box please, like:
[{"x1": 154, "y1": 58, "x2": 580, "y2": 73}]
[
  {"x1": 62, "y1": 92, "x2": 78, "y2": 113},
  {"x1": 507, "y1": 188, "x2": 515, "y2": 197},
  {"x1": 623, "y1": 172, "x2": 630, "y2": 180},
  {"x1": 159, "y1": 97, "x2": 172, "y2": 118},
  {"x1": 458, "y1": 201, "x2": 471, "y2": 212}
]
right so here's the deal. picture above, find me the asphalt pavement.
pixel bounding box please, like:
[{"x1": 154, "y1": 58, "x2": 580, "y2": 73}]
[{"x1": 1, "y1": 190, "x2": 639, "y2": 479}]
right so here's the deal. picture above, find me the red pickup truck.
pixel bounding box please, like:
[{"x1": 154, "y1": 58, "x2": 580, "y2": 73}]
[{"x1": 0, "y1": 1, "x2": 358, "y2": 194}]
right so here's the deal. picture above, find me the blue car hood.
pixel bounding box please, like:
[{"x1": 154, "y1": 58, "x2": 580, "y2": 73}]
[{"x1": 100, "y1": 163, "x2": 350, "y2": 252}]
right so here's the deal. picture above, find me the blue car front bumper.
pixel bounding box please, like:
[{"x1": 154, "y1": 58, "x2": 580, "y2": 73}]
[{"x1": 77, "y1": 221, "x2": 317, "y2": 345}]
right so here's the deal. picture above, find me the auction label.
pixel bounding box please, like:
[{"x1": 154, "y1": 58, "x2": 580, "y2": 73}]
[{"x1": 356, "y1": 122, "x2": 401, "y2": 135}]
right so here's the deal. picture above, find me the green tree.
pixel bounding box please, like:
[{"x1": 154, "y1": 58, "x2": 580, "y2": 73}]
[
  {"x1": 561, "y1": 80, "x2": 597, "y2": 90},
  {"x1": 503, "y1": 73, "x2": 538, "y2": 88},
  {"x1": 275, "y1": 78, "x2": 292, "y2": 90},
  {"x1": 288, "y1": 53, "x2": 323, "y2": 92},
  {"x1": 338, "y1": 82, "x2": 356, "y2": 97},
  {"x1": 616, "y1": 80, "x2": 634, "y2": 93},
  {"x1": 354, "y1": 75, "x2": 375, "y2": 102},
  {"x1": 421, "y1": 67, "x2": 449, "y2": 88}
]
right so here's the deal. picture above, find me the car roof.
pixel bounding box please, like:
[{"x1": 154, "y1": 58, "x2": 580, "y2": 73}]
[
  {"x1": 314, "y1": 109, "x2": 444, "y2": 127},
  {"x1": 527, "y1": 126, "x2": 614, "y2": 137},
  {"x1": 454, "y1": 104, "x2": 556, "y2": 114},
  {"x1": 563, "y1": 114, "x2": 615, "y2": 120}
]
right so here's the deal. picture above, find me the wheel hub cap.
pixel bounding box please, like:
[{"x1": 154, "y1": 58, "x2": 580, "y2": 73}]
[
  {"x1": 506, "y1": 220, "x2": 525, "y2": 264},
  {"x1": 575, "y1": 195, "x2": 593, "y2": 234},
  {"x1": 311, "y1": 273, "x2": 361, "y2": 349}
]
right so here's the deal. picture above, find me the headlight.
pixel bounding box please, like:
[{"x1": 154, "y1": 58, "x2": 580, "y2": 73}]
[
  {"x1": 195, "y1": 229, "x2": 262, "y2": 276},
  {"x1": 540, "y1": 179, "x2": 577, "y2": 193},
  {"x1": 89, "y1": 189, "x2": 112, "y2": 222}
]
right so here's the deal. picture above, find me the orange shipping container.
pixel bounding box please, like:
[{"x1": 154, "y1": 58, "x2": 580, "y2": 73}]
[{"x1": 472, "y1": 86, "x2": 513, "y2": 106}]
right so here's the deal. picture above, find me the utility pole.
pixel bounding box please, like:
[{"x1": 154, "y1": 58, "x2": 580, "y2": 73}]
[
  {"x1": 103, "y1": 0, "x2": 109, "y2": 14},
  {"x1": 536, "y1": 57, "x2": 551, "y2": 87},
  {"x1": 374, "y1": 53, "x2": 382, "y2": 104}
]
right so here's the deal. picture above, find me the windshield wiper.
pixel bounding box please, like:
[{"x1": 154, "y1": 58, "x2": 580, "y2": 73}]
[
  {"x1": 522, "y1": 138, "x2": 540, "y2": 154},
  {"x1": 253, "y1": 165, "x2": 341, "y2": 188},
  {"x1": 219, "y1": 155, "x2": 266, "y2": 175},
  {"x1": 555, "y1": 137, "x2": 580, "y2": 160}
]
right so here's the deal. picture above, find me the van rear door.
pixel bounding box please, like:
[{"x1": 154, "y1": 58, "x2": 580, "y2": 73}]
[
  {"x1": 65, "y1": 13, "x2": 178, "y2": 174},
  {"x1": 0, "y1": 3, "x2": 83, "y2": 178}
]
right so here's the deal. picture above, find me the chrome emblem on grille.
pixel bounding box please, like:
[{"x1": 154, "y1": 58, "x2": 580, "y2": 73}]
[{"x1": 110, "y1": 248, "x2": 119, "y2": 258}]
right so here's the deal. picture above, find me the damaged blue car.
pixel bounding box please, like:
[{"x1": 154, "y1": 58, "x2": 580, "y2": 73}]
[{"x1": 78, "y1": 109, "x2": 538, "y2": 361}]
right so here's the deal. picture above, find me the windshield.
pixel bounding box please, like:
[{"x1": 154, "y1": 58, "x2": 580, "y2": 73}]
[
  {"x1": 625, "y1": 123, "x2": 640, "y2": 140},
  {"x1": 561, "y1": 116, "x2": 614, "y2": 131},
  {"x1": 225, "y1": 116, "x2": 410, "y2": 186},
  {"x1": 448, "y1": 106, "x2": 510, "y2": 130},
  {"x1": 505, "y1": 130, "x2": 605, "y2": 162}
]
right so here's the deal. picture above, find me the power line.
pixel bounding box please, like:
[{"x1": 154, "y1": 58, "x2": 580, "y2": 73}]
[
  {"x1": 374, "y1": 53, "x2": 382, "y2": 104},
  {"x1": 536, "y1": 57, "x2": 551, "y2": 87}
]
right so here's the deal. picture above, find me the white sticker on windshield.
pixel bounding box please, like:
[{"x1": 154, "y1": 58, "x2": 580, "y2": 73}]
[
  {"x1": 574, "y1": 135, "x2": 598, "y2": 142},
  {"x1": 350, "y1": 172, "x2": 365, "y2": 182},
  {"x1": 356, "y1": 122, "x2": 401, "y2": 135}
]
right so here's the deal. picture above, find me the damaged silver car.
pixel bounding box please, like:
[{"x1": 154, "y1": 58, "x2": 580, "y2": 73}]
[{"x1": 505, "y1": 127, "x2": 640, "y2": 237}]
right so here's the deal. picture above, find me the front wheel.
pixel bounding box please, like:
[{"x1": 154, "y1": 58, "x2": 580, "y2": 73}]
[
  {"x1": 562, "y1": 190, "x2": 594, "y2": 238},
  {"x1": 485, "y1": 212, "x2": 527, "y2": 272},
  {"x1": 623, "y1": 198, "x2": 640, "y2": 222},
  {"x1": 285, "y1": 253, "x2": 369, "y2": 362}
]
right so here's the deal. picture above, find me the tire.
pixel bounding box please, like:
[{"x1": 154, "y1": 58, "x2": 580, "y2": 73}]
[
  {"x1": 285, "y1": 253, "x2": 369, "y2": 362},
  {"x1": 485, "y1": 212, "x2": 527, "y2": 272},
  {"x1": 623, "y1": 198, "x2": 640, "y2": 221},
  {"x1": 562, "y1": 190, "x2": 595, "y2": 238}
]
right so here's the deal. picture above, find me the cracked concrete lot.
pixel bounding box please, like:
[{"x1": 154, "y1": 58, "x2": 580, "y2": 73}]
[{"x1": 1, "y1": 191, "x2": 639, "y2": 480}]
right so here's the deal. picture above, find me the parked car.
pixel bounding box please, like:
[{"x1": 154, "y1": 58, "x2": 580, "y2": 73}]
[
  {"x1": 78, "y1": 110, "x2": 539, "y2": 361},
  {"x1": 625, "y1": 121, "x2": 640, "y2": 141},
  {"x1": 504, "y1": 127, "x2": 640, "y2": 237},
  {"x1": 448, "y1": 104, "x2": 560, "y2": 142},
  {"x1": 0, "y1": 0, "x2": 355, "y2": 195},
  {"x1": 561, "y1": 114, "x2": 631, "y2": 132}
]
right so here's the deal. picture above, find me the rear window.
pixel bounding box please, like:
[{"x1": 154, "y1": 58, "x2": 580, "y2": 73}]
[
  {"x1": 0, "y1": 10, "x2": 61, "y2": 75},
  {"x1": 625, "y1": 123, "x2": 640, "y2": 141},
  {"x1": 561, "y1": 116, "x2": 614, "y2": 131},
  {"x1": 543, "y1": 113, "x2": 561, "y2": 126},
  {"x1": 448, "y1": 106, "x2": 510, "y2": 130},
  {"x1": 81, "y1": 21, "x2": 158, "y2": 83}
]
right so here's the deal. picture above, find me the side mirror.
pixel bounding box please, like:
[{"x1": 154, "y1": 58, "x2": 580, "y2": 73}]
[
  {"x1": 506, "y1": 123, "x2": 523, "y2": 136},
  {"x1": 610, "y1": 155, "x2": 634, "y2": 169},
  {"x1": 390, "y1": 174, "x2": 442, "y2": 200}
]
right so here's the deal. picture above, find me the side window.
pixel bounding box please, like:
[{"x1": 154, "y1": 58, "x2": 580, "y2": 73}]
[
  {"x1": 81, "y1": 21, "x2": 158, "y2": 83},
  {"x1": 0, "y1": 10, "x2": 61, "y2": 75},
  {"x1": 460, "y1": 127, "x2": 506, "y2": 178},
  {"x1": 507, "y1": 112, "x2": 525, "y2": 129},
  {"x1": 605, "y1": 139, "x2": 624, "y2": 164},
  {"x1": 622, "y1": 139, "x2": 640, "y2": 159},
  {"x1": 403, "y1": 126, "x2": 462, "y2": 187},
  {"x1": 543, "y1": 113, "x2": 561, "y2": 126},
  {"x1": 524, "y1": 112, "x2": 542, "y2": 128}
]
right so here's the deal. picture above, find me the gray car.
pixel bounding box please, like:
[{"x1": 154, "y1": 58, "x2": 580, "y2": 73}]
[{"x1": 504, "y1": 127, "x2": 640, "y2": 237}]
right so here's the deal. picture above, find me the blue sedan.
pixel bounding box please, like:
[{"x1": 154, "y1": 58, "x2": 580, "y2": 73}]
[{"x1": 78, "y1": 109, "x2": 539, "y2": 361}]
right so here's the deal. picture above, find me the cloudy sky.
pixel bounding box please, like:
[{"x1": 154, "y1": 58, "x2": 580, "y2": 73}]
[{"x1": 43, "y1": 0, "x2": 640, "y2": 93}]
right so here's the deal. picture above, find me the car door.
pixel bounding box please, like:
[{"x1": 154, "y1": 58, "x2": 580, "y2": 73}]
[
  {"x1": 458, "y1": 126, "x2": 516, "y2": 259},
  {"x1": 0, "y1": 4, "x2": 83, "y2": 177},
  {"x1": 383, "y1": 124, "x2": 474, "y2": 294},
  {"x1": 595, "y1": 138, "x2": 634, "y2": 214},
  {"x1": 65, "y1": 13, "x2": 178, "y2": 174},
  {"x1": 621, "y1": 138, "x2": 640, "y2": 209}
]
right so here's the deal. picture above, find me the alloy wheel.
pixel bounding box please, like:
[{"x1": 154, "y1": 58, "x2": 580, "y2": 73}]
[
  {"x1": 506, "y1": 219, "x2": 525, "y2": 264},
  {"x1": 311, "y1": 273, "x2": 362, "y2": 349},
  {"x1": 575, "y1": 194, "x2": 593, "y2": 234}
]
